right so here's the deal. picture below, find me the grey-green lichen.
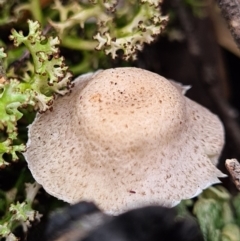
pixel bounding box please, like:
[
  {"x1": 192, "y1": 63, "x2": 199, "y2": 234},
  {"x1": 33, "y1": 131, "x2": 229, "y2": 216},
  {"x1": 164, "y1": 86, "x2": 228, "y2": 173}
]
[
  {"x1": 0, "y1": 20, "x2": 72, "y2": 166},
  {"x1": 49, "y1": 0, "x2": 168, "y2": 60},
  {"x1": 0, "y1": 182, "x2": 42, "y2": 241}
]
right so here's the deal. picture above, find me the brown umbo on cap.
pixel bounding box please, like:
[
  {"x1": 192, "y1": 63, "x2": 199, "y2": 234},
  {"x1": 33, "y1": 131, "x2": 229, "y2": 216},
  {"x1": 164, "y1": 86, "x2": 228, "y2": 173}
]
[{"x1": 24, "y1": 67, "x2": 226, "y2": 214}]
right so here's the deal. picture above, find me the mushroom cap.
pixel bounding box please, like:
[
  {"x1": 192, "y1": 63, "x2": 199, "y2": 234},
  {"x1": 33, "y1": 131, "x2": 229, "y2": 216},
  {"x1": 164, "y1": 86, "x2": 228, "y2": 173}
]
[{"x1": 24, "y1": 67, "x2": 226, "y2": 214}]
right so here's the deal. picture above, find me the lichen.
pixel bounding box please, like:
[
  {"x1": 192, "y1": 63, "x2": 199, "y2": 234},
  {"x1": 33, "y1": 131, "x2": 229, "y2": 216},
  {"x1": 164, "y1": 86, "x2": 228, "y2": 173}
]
[
  {"x1": 50, "y1": 0, "x2": 168, "y2": 60},
  {"x1": 0, "y1": 20, "x2": 72, "y2": 166}
]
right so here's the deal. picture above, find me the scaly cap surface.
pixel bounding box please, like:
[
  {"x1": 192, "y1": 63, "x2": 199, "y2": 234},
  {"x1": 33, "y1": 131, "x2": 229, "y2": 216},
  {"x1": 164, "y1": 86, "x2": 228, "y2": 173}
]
[{"x1": 24, "y1": 67, "x2": 226, "y2": 214}]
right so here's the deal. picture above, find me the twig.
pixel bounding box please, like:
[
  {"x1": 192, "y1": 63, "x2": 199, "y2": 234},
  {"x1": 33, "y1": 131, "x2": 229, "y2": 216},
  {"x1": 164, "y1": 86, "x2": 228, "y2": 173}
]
[
  {"x1": 225, "y1": 159, "x2": 240, "y2": 190},
  {"x1": 217, "y1": 0, "x2": 240, "y2": 50}
]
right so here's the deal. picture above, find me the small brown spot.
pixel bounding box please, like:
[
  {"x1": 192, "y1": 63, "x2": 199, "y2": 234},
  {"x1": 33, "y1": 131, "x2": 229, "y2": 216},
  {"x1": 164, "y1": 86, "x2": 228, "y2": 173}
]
[
  {"x1": 129, "y1": 190, "x2": 136, "y2": 194},
  {"x1": 166, "y1": 174, "x2": 171, "y2": 179}
]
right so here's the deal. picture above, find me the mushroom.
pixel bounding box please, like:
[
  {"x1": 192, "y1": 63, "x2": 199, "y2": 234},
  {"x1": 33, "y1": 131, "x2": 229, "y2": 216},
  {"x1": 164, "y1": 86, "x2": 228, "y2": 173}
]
[{"x1": 24, "y1": 67, "x2": 226, "y2": 214}]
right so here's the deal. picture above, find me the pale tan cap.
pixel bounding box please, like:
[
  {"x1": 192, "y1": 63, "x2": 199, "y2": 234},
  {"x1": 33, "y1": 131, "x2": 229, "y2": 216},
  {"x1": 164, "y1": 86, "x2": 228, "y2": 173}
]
[{"x1": 24, "y1": 67, "x2": 226, "y2": 214}]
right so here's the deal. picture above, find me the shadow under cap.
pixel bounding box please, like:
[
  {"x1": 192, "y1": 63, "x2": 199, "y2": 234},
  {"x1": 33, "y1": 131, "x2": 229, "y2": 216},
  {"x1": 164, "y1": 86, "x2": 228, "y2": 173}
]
[{"x1": 24, "y1": 67, "x2": 227, "y2": 215}]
